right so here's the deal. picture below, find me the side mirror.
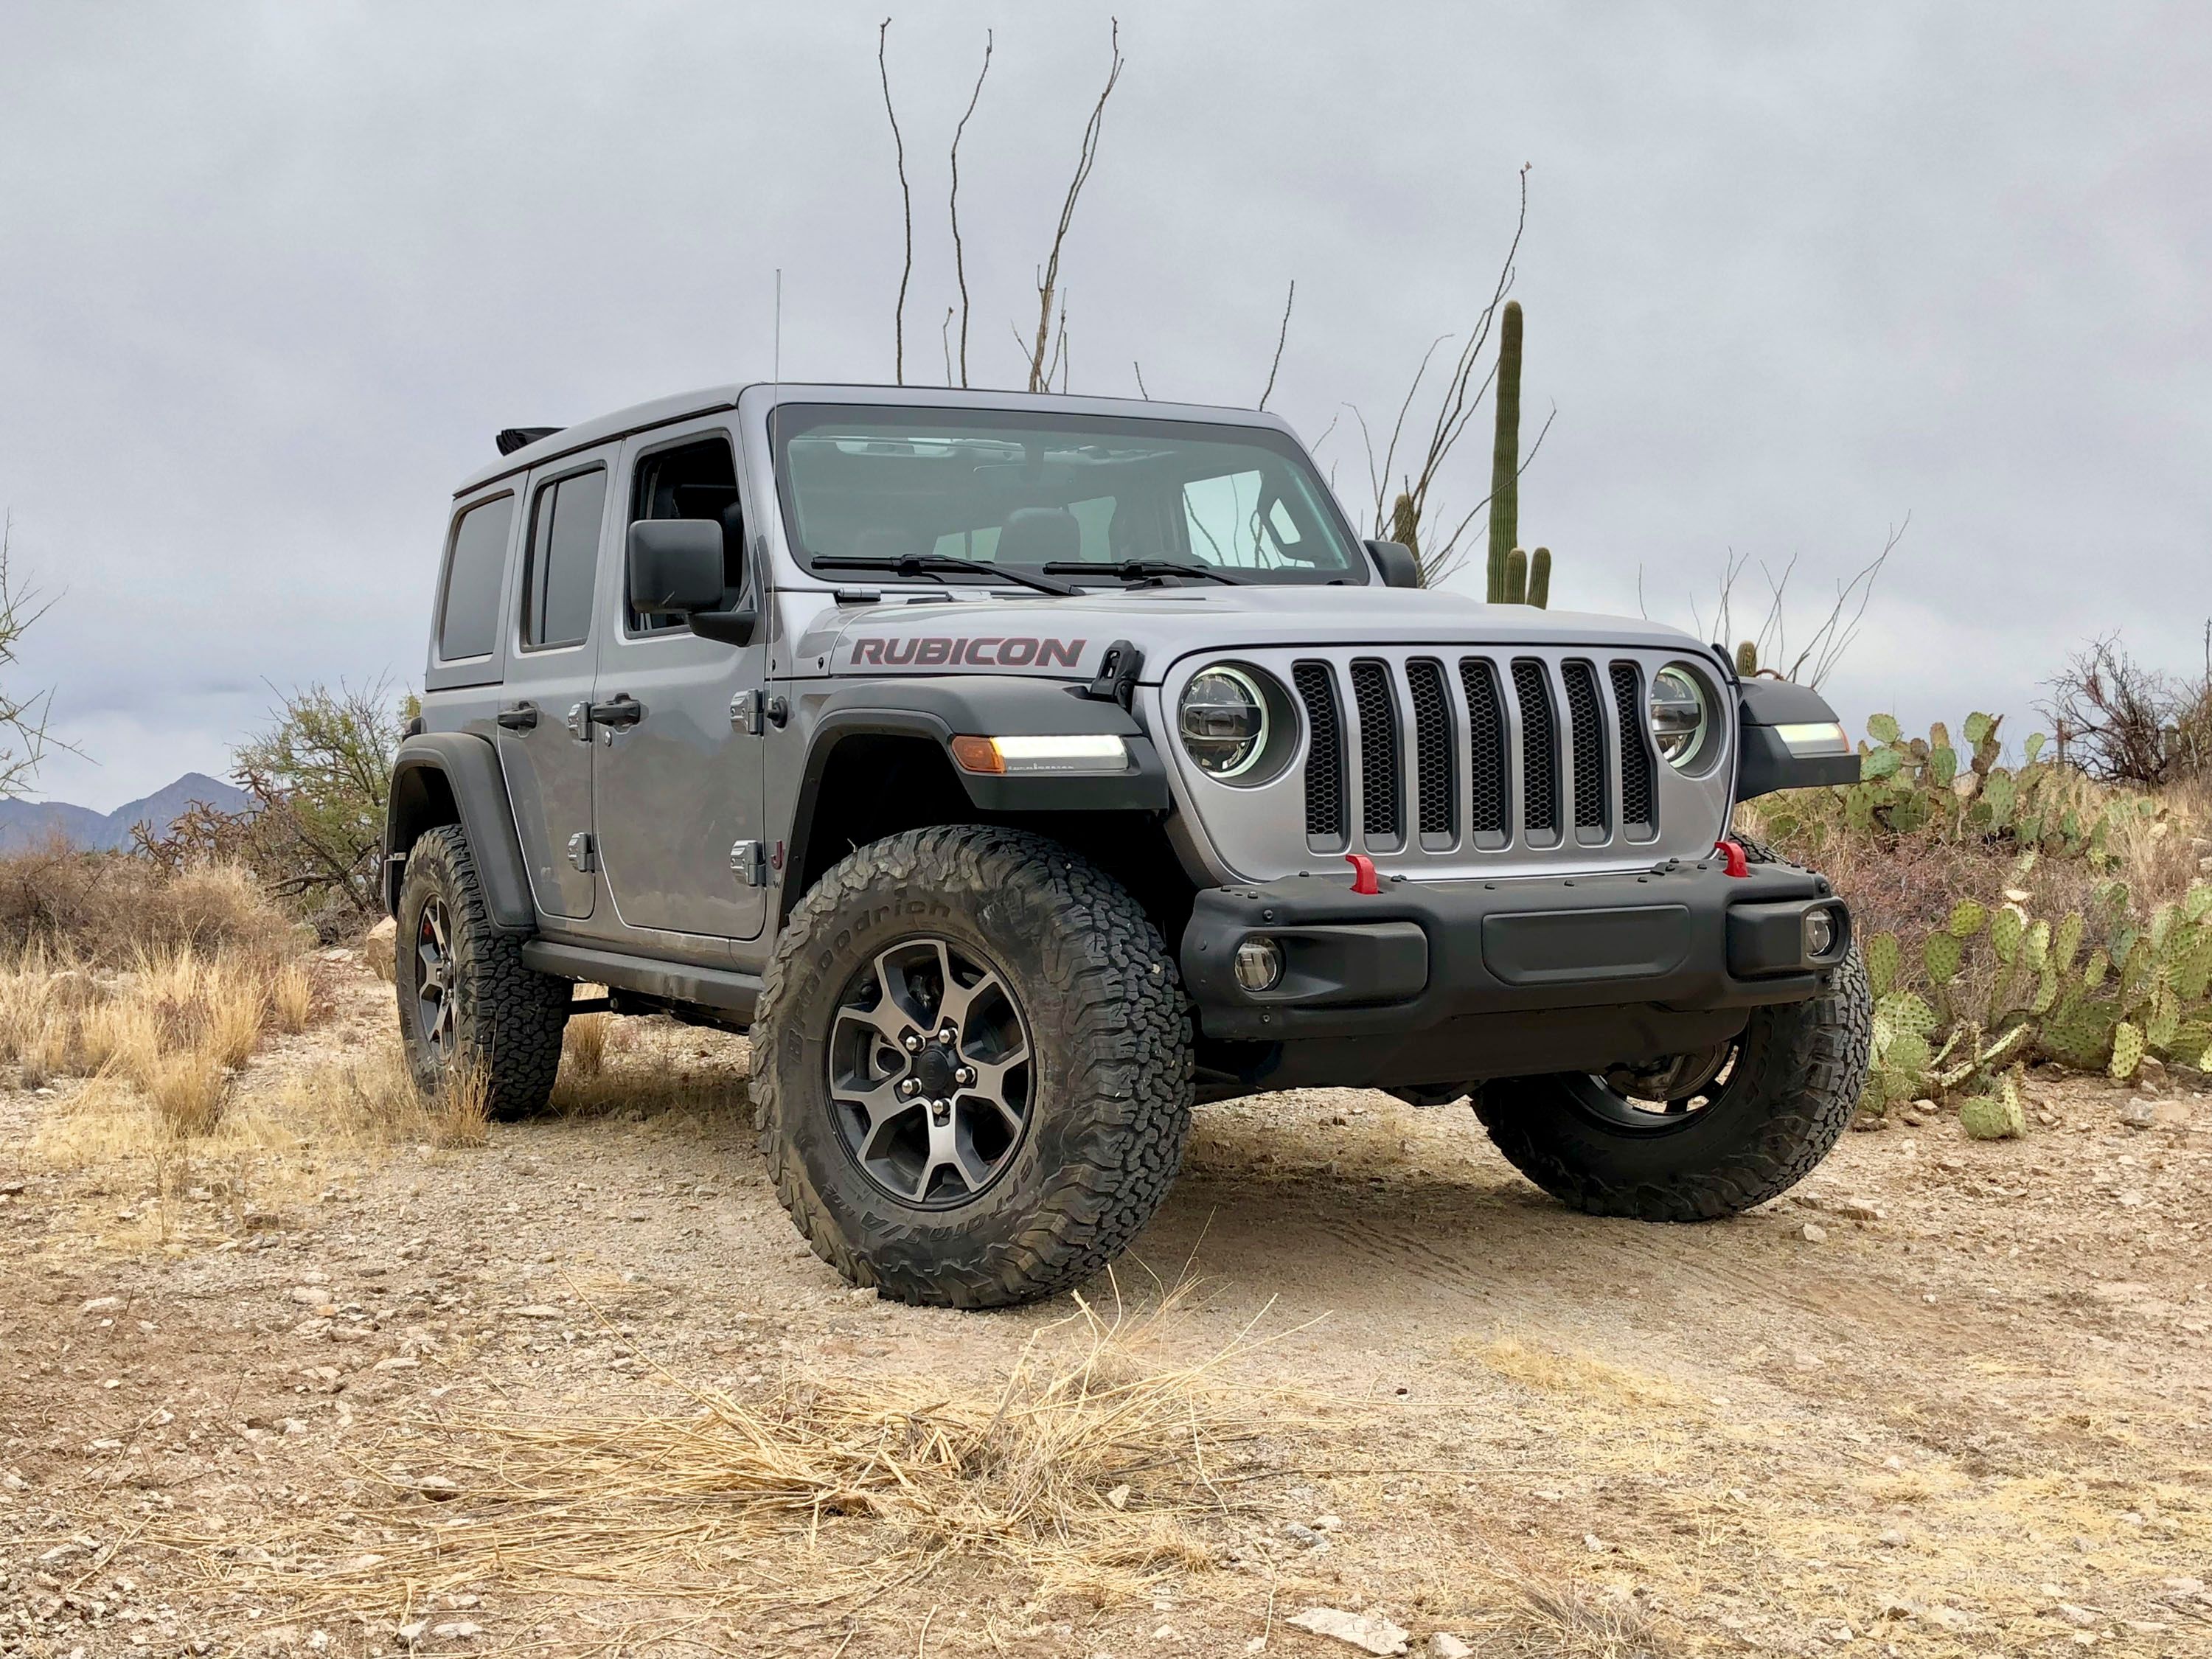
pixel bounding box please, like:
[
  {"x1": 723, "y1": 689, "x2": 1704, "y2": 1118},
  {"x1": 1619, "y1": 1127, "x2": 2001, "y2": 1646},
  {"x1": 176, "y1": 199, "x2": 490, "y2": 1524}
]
[
  {"x1": 627, "y1": 519, "x2": 757, "y2": 644},
  {"x1": 1364, "y1": 538, "x2": 1422, "y2": 590},
  {"x1": 628, "y1": 520, "x2": 725, "y2": 611}
]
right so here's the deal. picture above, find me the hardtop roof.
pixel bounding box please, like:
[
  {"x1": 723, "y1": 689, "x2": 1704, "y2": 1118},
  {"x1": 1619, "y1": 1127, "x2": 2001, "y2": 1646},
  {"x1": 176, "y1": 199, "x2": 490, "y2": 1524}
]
[{"x1": 452, "y1": 383, "x2": 1302, "y2": 498}]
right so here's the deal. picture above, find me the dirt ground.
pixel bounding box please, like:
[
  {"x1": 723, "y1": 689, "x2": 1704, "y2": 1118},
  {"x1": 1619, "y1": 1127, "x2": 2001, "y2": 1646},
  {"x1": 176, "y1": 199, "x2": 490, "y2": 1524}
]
[{"x1": 3, "y1": 951, "x2": 2208, "y2": 1658}]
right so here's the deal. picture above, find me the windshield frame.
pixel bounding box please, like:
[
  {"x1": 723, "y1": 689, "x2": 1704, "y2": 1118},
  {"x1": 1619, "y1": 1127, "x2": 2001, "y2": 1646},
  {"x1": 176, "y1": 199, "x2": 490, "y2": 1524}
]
[{"x1": 770, "y1": 402, "x2": 1371, "y2": 590}]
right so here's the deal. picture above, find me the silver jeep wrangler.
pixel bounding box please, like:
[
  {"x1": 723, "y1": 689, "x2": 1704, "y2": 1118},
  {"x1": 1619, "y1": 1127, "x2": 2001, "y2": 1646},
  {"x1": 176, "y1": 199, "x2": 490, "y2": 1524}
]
[{"x1": 389, "y1": 386, "x2": 1871, "y2": 1307}]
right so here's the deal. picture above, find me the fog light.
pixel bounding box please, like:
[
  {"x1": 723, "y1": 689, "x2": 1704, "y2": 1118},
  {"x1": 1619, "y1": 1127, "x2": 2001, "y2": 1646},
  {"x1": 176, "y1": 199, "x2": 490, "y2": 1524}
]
[
  {"x1": 1233, "y1": 936, "x2": 1284, "y2": 993},
  {"x1": 1804, "y1": 908, "x2": 1837, "y2": 960}
]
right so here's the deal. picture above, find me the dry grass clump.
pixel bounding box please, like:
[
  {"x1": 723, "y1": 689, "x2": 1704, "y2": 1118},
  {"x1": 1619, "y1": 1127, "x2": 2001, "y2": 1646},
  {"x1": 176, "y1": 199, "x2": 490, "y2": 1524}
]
[
  {"x1": 549, "y1": 1012, "x2": 745, "y2": 1120},
  {"x1": 258, "y1": 1289, "x2": 1295, "y2": 1618}
]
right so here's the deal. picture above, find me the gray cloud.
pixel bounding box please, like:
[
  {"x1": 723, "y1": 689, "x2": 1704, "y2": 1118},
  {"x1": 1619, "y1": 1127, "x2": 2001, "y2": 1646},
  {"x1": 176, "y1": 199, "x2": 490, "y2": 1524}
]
[{"x1": 2, "y1": 1, "x2": 2206, "y2": 809}]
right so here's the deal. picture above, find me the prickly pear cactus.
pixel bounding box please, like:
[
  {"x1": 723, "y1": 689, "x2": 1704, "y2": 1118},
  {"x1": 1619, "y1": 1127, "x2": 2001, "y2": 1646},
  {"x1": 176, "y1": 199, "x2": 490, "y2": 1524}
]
[
  {"x1": 2110, "y1": 1020, "x2": 2146, "y2": 1081},
  {"x1": 1958, "y1": 1068, "x2": 2027, "y2": 1140}
]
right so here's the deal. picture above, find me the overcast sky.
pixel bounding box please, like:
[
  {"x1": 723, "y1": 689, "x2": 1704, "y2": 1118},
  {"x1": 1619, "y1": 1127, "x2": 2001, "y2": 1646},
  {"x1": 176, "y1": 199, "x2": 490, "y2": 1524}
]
[{"x1": 3, "y1": 2, "x2": 2207, "y2": 810}]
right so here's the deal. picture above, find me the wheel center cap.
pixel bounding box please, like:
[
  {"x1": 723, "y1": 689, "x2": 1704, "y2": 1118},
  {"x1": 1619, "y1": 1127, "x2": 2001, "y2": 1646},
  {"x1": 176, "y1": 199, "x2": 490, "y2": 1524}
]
[{"x1": 911, "y1": 1046, "x2": 959, "y2": 1097}]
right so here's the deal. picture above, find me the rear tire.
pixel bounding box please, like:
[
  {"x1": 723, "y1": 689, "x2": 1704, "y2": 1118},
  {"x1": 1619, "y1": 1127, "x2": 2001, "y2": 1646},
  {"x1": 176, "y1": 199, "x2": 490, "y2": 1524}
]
[
  {"x1": 751, "y1": 825, "x2": 1194, "y2": 1309},
  {"x1": 394, "y1": 824, "x2": 570, "y2": 1121},
  {"x1": 1475, "y1": 945, "x2": 1870, "y2": 1220}
]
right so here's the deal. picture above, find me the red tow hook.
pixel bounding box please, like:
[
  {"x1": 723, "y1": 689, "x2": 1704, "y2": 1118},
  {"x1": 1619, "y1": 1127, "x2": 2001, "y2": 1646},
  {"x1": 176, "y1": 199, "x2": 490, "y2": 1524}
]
[
  {"x1": 1344, "y1": 852, "x2": 1382, "y2": 894},
  {"x1": 1714, "y1": 838, "x2": 1750, "y2": 878}
]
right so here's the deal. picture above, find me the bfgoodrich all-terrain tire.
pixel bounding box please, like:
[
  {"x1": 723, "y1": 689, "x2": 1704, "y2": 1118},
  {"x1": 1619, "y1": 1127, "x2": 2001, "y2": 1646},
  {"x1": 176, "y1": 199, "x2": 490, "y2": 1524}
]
[
  {"x1": 394, "y1": 824, "x2": 570, "y2": 1121},
  {"x1": 1475, "y1": 945, "x2": 1871, "y2": 1220},
  {"x1": 751, "y1": 825, "x2": 1194, "y2": 1309}
]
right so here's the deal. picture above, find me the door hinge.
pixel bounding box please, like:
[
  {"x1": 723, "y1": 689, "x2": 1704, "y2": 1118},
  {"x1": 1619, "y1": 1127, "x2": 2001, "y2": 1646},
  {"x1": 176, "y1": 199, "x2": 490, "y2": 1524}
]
[
  {"x1": 728, "y1": 838, "x2": 768, "y2": 887},
  {"x1": 566, "y1": 831, "x2": 597, "y2": 874},
  {"x1": 729, "y1": 691, "x2": 789, "y2": 734}
]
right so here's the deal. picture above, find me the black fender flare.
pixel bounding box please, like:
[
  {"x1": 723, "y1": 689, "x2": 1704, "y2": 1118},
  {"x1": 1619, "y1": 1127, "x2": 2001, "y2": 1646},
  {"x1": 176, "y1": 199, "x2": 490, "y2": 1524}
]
[
  {"x1": 782, "y1": 678, "x2": 1172, "y2": 921},
  {"x1": 385, "y1": 732, "x2": 538, "y2": 931},
  {"x1": 1734, "y1": 678, "x2": 1863, "y2": 800}
]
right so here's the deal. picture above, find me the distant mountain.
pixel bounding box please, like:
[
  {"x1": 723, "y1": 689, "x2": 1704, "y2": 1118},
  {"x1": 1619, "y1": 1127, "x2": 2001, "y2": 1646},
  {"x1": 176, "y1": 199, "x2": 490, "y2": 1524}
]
[{"x1": 0, "y1": 772, "x2": 254, "y2": 854}]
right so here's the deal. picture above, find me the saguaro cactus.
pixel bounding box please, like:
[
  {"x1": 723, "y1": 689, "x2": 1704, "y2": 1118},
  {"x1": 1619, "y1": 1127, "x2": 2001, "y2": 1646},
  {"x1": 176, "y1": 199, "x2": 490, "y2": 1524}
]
[
  {"x1": 1389, "y1": 491, "x2": 1421, "y2": 563},
  {"x1": 1503, "y1": 546, "x2": 1528, "y2": 604},
  {"x1": 1528, "y1": 546, "x2": 1551, "y2": 608},
  {"x1": 1736, "y1": 640, "x2": 1759, "y2": 676},
  {"x1": 1486, "y1": 300, "x2": 1523, "y2": 604}
]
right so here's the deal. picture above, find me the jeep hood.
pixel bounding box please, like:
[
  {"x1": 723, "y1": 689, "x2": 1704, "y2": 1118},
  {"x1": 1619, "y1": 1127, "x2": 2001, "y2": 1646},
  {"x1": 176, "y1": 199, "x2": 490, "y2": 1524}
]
[{"x1": 784, "y1": 584, "x2": 1713, "y2": 683}]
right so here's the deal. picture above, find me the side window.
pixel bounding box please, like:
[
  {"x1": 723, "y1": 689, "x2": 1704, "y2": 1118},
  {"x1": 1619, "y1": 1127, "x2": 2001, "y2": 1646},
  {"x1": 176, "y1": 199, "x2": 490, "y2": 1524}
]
[
  {"x1": 437, "y1": 494, "x2": 515, "y2": 661},
  {"x1": 521, "y1": 467, "x2": 608, "y2": 650},
  {"x1": 627, "y1": 434, "x2": 741, "y2": 633}
]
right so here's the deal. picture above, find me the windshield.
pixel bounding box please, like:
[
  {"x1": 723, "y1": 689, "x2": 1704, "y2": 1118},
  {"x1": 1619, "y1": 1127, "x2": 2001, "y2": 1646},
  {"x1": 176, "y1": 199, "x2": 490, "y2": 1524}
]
[{"x1": 773, "y1": 404, "x2": 1367, "y2": 586}]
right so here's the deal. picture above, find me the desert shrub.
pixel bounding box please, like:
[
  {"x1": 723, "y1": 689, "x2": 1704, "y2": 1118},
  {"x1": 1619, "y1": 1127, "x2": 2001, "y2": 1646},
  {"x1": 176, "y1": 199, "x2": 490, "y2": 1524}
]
[
  {"x1": 2039, "y1": 635, "x2": 2212, "y2": 787},
  {"x1": 0, "y1": 844, "x2": 296, "y2": 964}
]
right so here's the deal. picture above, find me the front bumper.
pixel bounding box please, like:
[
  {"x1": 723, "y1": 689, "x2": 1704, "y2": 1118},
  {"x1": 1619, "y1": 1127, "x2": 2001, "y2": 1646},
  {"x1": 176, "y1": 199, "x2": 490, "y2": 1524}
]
[{"x1": 1179, "y1": 856, "x2": 1849, "y2": 1043}]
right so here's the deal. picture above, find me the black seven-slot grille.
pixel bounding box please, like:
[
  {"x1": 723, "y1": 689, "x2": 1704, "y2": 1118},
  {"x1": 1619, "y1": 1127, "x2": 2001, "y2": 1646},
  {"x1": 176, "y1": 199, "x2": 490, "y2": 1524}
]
[
  {"x1": 1290, "y1": 661, "x2": 1344, "y2": 841},
  {"x1": 1293, "y1": 655, "x2": 1659, "y2": 853}
]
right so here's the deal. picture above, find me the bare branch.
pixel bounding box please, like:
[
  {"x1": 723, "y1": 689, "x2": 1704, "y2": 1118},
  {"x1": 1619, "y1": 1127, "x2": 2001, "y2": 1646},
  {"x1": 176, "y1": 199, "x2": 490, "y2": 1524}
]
[
  {"x1": 1026, "y1": 18, "x2": 1123, "y2": 392},
  {"x1": 948, "y1": 29, "x2": 993, "y2": 389},
  {"x1": 1257, "y1": 279, "x2": 1295, "y2": 411},
  {"x1": 877, "y1": 18, "x2": 913, "y2": 385},
  {"x1": 1132, "y1": 360, "x2": 1150, "y2": 400},
  {"x1": 940, "y1": 306, "x2": 955, "y2": 386}
]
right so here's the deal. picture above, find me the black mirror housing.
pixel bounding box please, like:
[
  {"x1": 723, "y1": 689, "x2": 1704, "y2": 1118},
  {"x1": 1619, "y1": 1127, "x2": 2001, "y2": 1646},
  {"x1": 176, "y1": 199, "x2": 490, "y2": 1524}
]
[
  {"x1": 627, "y1": 520, "x2": 727, "y2": 613},
  {"x1": 1364, "y1": 538, "x2": 1422, "y2": 589}
]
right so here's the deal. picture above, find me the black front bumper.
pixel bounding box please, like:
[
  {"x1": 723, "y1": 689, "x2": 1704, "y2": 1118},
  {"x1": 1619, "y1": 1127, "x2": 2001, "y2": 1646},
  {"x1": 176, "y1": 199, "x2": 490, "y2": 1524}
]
[{"x1": 1180, "y1": 857, "x2": 1848, "y2": 1045}]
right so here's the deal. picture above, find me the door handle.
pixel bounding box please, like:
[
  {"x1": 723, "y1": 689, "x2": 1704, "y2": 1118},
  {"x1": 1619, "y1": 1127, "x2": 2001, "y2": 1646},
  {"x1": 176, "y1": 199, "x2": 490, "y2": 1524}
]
[
  {"x1": 588, "y1": 695, "x2": 646, "y2": 729},
  {"x1": 496, "y1": 702, "x2": 539, "y2": 731}
]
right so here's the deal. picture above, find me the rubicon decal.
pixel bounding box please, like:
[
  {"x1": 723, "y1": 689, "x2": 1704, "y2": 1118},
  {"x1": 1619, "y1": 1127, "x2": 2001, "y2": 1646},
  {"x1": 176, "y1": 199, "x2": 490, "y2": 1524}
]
[{"x1": 847, "y1": 636, "x2": 1085, "y2": 668}]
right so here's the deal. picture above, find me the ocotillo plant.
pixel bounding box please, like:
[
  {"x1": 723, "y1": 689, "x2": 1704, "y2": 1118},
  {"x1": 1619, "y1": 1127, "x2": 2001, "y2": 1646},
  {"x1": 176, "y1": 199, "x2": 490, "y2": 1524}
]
[{"x1": 1486, "y1": 300, "x2": 1523, "y2": 603}]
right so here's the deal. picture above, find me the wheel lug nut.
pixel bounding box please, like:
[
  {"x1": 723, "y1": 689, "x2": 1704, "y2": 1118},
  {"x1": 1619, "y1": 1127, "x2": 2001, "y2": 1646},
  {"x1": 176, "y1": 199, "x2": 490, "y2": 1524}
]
[
  {"x1": 956, "y1": 1067, "x2": 975, "y2": 1086},
  {"x1": 900, "y1": 1079, "x2": 920, "y2": 1096},
  {"x1": 938, "y1": 1027, "x2": 956, "y2": 1045},
  {"x1": 902, "y1": 1034, "x2": 923, "y2": 1053}
]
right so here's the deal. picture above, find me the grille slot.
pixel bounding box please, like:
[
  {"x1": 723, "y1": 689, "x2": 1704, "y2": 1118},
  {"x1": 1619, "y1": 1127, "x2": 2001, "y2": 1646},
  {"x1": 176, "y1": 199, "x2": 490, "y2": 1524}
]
[
  {"x1": 1512, "y1": 659, "x2": 1560, "y2": 839},
  {"x1": 1406, "y1": 658, "x2": 1454, "y2": 838},
  {"x1": 1611, "y1": 661, "x2": 1656, "y2": 833},
  {"x1": 1350, "y1": 659, "x2": 1402, "y2": 844},
  {"x1": 1459, "y1": 658, "x2": 1509, "y2": 841},
  {"x1": 1292, "y1": 661, "x2": 1345, "y2": 844},
  {"x1": 1562, "y1": 661, "x2": 1607, "y2": 834}
]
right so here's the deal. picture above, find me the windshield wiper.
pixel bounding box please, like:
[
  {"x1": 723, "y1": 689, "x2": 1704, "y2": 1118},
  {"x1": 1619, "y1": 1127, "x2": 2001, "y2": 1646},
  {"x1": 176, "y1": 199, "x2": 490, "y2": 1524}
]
[
  {"x1": 1042, "y1": 559, "x2": 1248, "y2": 587},
  {"x1": 812, "y1": 553, "x2": 1079, "y2": 597}
]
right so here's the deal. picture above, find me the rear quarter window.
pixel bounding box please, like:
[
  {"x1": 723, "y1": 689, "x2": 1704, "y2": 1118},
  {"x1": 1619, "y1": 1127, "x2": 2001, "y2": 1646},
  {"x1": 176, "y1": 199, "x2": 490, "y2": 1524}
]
[{"x1": 438, "y1": 494, "x2": 515, "y2": 661}]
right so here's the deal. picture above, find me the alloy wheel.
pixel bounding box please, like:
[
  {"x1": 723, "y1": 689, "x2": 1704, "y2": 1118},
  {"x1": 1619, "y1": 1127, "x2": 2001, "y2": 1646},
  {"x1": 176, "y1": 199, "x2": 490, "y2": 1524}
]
[{"x1": 825, "y1": 936, "x2": 1033, "y2": 1208}]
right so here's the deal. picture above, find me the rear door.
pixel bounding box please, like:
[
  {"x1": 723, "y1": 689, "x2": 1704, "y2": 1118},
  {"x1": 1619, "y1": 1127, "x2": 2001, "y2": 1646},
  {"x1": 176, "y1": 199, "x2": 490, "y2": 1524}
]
[
  {"x1": 497, "y1": 453, "x2": 612, "y2": 919},
  {"x1": 588, "y1": 421, "x2": 771, "y2": 942}
]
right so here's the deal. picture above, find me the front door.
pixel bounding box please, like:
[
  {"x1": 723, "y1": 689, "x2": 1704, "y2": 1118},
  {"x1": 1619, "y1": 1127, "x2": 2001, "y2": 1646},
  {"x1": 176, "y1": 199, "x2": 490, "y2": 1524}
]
[
  {"x1": 497, "y1": 455, "x2": 611, "y2": 920},
  {"x1": 590, "y1": 424, "x2": 771, "y2": 942}
]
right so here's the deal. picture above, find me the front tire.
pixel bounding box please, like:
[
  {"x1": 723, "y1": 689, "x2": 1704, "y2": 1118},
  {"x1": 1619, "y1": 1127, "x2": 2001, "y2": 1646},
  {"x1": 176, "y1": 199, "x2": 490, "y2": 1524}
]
[
  {"x1": 751, "y1": 825, "x2": 1194, "y2": 1309},
  {"x1": 1475, "y1": 945, "x2": 1871, "y2": 1220},
  {"x1": 394, "y1": 824, "x2": 570, "y2": 1121}
]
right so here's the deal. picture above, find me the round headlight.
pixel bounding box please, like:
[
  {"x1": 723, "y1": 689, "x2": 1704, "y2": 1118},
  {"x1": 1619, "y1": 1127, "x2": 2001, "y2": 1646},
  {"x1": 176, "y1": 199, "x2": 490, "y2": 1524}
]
[
  {"x1": 1179, "y1": 666, "x2": 1268, "y2": 779},
  {"x1": 1649, "y1": 667, "x2": 1710, "y2": 769}
]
